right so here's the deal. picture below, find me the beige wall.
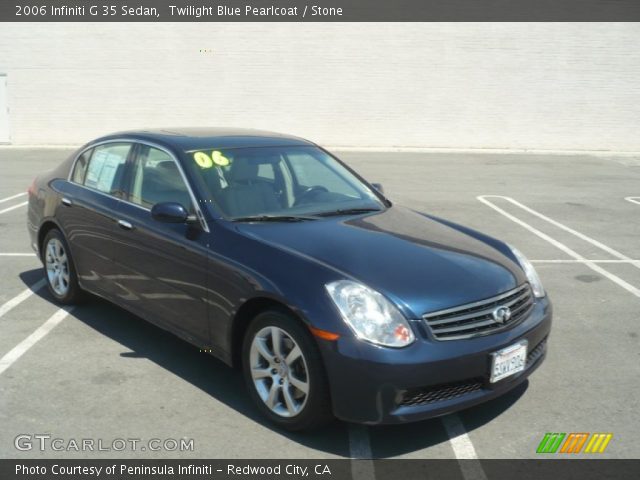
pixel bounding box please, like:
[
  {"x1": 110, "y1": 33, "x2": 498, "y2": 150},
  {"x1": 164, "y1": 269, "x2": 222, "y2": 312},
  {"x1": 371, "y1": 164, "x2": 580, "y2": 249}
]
[{"x1": 0, "y1": 23, "x2": 639, "y2": 150}]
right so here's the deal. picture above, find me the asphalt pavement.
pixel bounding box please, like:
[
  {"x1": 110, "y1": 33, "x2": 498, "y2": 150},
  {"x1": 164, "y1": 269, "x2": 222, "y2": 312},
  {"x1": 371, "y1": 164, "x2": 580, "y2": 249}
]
[{"x1": 0, "y1": 147, "x2": 638, "y2": 463}]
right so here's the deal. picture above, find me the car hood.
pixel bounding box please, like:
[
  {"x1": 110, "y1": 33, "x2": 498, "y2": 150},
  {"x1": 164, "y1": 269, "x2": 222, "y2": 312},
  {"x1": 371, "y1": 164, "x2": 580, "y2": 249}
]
[{"x1": 233, "y1": 206, "x2": 526, "y2": 318}]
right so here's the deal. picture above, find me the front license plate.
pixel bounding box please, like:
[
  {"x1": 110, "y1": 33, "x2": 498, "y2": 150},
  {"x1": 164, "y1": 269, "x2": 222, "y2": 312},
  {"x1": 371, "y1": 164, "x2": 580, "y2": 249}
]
[{"x1": 490, "y1": 340, "x2": 528, "y2": 383}]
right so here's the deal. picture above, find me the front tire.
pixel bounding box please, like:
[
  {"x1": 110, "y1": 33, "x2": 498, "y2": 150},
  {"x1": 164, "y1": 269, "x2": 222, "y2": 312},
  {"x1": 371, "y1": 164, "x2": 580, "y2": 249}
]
[
  {"x1": 42, "y1": 229, "x2": 83, "y2": 304},
  {"x1": 242, "y1": 309, "x2": 333, "y2": 431}
]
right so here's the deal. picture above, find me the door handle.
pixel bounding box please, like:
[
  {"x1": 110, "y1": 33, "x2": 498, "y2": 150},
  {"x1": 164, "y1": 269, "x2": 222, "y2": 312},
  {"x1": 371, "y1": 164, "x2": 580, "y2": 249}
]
[
  {"x1": 61, "y1": 197, "x2": 72, "y2": 206},
  {"x1": 117, "y1": 220, "x2": 133, "y2": 230}
]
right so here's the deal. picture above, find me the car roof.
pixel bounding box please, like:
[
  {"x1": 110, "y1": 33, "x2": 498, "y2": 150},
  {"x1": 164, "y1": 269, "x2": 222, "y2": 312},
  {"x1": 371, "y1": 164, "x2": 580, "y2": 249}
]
[{"x1": 92, "y1": 128, "x2": 315, "y2": 151}]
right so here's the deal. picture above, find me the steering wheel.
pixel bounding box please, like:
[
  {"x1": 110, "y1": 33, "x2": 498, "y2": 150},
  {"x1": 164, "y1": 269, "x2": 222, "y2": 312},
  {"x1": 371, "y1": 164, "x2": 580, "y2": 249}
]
[{"x1": 294, "y1": 185, "x2": 329, "y2": 205}]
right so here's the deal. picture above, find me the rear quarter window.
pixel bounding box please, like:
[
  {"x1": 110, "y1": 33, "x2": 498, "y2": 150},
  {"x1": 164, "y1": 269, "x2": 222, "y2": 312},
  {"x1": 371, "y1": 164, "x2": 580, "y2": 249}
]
[{"x1": 71, "y1": 149, "x2": 93, "y2": 184}]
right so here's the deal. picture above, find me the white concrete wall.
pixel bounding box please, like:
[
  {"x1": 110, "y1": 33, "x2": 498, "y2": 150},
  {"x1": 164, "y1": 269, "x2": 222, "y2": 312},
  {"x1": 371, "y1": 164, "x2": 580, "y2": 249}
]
[{"x1": 0, "y1": 23, "x2": 639, "y2": 150}]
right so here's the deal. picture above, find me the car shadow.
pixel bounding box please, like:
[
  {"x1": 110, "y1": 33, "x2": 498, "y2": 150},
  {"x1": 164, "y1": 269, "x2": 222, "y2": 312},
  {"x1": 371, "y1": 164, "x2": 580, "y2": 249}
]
[{"x1": 19, "y1": 269, "x2": 527, "y2": 458}]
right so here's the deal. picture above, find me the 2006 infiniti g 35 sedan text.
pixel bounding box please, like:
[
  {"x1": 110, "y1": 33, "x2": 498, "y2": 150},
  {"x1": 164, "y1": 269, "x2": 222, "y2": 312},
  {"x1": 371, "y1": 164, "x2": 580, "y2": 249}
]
[{"x1": 27, "y1": 128, "x2": 551, "y2": 430}]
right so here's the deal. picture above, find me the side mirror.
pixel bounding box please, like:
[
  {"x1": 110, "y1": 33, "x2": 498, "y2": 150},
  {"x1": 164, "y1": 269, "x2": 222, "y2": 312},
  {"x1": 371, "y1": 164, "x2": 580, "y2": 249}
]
[
  {"x1": 151, "y1": 202, "x2": 189, "y2": 223},
  {"x1": 371, "y1": 183, "x2": 384, "y2": 194}
]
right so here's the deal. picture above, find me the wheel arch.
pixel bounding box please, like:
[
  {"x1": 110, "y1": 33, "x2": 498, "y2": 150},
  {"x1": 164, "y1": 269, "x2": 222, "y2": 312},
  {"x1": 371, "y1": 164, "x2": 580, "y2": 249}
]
[
  {"x1": 37, "y1": 219, "x2": 63, "y2": 260},
  {"x1": 230, "y1": 296, "x2": 310, "y2": 369}
]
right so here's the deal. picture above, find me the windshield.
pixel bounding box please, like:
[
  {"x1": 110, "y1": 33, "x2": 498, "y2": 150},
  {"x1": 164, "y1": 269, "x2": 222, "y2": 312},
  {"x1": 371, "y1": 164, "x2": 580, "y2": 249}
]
[{"x1": 184, "y1": 146, "x2": 384, "y2": 220}]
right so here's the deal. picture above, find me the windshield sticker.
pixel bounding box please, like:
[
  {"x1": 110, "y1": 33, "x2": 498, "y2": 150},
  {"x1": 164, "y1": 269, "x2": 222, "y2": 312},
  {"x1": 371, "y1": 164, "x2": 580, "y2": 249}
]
[
  {"x1": 193, "y1": 151, "x2": 213, "y2": 168},
  {"x1": 212, "y1": 150, "x2": 230, "y2": 166},
  {"x1": 193, "y1": 151, "x2": 231, "y2": 168}
]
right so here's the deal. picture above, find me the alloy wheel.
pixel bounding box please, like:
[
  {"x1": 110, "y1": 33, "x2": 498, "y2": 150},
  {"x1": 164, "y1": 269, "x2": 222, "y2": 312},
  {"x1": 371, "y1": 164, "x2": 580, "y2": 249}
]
[
  {"x1": 249, "y1": 326, "x2": 310, "y2": 417},
  {"x1": 45, "y1": 238, "x2": 70, "y2": 296}
]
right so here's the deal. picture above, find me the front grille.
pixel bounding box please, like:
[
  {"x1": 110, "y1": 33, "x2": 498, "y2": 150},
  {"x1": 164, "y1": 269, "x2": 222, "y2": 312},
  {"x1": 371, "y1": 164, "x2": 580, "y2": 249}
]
[
  {"x1": 400, "y1": 379, "x2": 484, "y2": 407},
  {"x1": 422, "y1": 284, "x2": 534, "y2": 340}
]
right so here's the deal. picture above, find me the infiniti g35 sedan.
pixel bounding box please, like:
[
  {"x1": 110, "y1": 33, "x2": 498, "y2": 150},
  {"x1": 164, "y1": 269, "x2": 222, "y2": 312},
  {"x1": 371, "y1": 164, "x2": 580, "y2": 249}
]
[{"x1": 27, "y1": 128, "x2": 551, "y2": 430}]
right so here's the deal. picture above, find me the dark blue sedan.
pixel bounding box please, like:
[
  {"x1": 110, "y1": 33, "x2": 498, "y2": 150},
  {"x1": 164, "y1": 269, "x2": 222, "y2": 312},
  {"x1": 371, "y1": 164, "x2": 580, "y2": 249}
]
[{"x1": 27, "y1": 128, "x2": 551, "y2": 430}]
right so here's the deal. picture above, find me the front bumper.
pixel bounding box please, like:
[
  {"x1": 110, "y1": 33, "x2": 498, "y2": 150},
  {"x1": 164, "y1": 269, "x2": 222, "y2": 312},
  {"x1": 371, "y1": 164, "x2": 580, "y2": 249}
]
[{"x1": 317, "y1": 297, "x2": 552, "y2": 424}]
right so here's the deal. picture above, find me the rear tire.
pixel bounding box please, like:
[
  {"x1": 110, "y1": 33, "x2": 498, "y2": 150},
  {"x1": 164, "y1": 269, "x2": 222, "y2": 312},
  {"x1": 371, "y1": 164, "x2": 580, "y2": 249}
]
[
  {"x1": 242, "y1": 309, "x2": 333, "y2": 431},
  {"x1": 41, "y1": 229, "x2": 84, "y2": 304}
]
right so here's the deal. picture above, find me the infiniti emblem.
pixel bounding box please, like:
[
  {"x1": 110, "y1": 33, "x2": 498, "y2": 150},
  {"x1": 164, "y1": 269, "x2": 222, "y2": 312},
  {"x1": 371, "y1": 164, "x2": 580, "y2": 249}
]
[{"x1": 492, "y1": 306, "x2": 512, "y2": 324}]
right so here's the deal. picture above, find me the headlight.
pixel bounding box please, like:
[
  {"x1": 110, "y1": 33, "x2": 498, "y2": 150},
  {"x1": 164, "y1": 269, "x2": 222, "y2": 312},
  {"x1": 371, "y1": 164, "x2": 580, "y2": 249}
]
[
  {"x1": 325, "y1": 280, "x2": 415, "y2": 348},
  {"x1": 511, "y1": 246, "x2": 545, "y2": 298}
]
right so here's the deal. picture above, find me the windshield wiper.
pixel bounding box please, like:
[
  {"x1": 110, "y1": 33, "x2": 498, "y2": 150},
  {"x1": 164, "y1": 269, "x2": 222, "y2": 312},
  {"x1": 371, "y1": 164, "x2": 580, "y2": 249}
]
[
  {"x1": 313, "y1": 207, "x2": 382, "y2": 217},
  {"x1": 231, "y1": 215, "x2": 318, "y2": 223}
]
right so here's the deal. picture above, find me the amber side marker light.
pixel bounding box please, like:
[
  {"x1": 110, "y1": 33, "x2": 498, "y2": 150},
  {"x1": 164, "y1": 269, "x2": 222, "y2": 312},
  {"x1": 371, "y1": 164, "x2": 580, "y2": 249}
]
[{"x1": 309, "y1": 326, "x2": 340, "y2": 341}]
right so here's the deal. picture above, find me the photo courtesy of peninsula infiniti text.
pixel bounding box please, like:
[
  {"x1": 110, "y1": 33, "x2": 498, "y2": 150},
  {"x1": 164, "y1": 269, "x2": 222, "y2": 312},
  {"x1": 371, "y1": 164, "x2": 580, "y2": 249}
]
[{"x1": 27, "y1": 128, "x2": 552, "y2": 430}]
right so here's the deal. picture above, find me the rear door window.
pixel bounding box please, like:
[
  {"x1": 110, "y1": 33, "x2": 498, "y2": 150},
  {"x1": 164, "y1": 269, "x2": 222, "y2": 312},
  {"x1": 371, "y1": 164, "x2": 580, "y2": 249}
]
[{"x1": 83, "y1": 143, "x2": 132, "y2": 196}]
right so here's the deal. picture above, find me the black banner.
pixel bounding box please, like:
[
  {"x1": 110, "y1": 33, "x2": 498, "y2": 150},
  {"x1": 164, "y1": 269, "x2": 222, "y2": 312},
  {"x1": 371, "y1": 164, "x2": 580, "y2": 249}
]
[
  {"x1": 2, "y1": 459, "x2": 639, "y2": 480},
  {"x1": 3, "y1": 0, "x2": 640, "y2": 22}
]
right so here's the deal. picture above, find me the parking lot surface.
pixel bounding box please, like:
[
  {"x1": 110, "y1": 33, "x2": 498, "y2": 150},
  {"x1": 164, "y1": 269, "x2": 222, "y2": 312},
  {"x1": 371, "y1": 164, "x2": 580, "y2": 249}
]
[{"x1": 0, "y1": 148, "x2": 638, "y2": 463}]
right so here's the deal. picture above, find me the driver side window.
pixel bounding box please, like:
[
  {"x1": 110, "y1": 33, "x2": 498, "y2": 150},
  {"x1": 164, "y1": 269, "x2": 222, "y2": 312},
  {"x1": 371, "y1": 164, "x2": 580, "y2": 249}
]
[{"x1": 128, "y1": 146, "x2": 194, "y2": 212}]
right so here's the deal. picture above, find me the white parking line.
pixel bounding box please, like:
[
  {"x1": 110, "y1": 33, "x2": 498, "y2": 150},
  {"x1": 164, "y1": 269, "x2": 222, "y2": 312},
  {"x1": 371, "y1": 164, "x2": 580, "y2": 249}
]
[
  {"x1": 0, "y1": 192, "x2": 27, "y2": 204},
  {"x1": 625, "y1": 196, "x2": 640, "y2": 206},
  {"x1": 348, "y1": 424, "x2": 375, "y2": 480},
  {"x1": 478, "y1": 196, "x2": 640, "y2": 298},
  {"x1": 531, "y1": 259, "x2": 640, "y2": 265},
  {"x1": 0, "y1": 279, "x2": 46, "y2": 319},
  {"x1": 481, "y1": 195, "x2": 640, "y2": 269},
  {"x1": 0, "y1": 201, "x2": 28, "y2": 215},
  {"x1": 0, "y1": 307, "x2": 72, "y2": 376},
  {"x1": 441, "y1": 414, "x2": 488, "y2": 480},
  {"x1": 0, "y1": 253, "x2": 37, "y2": 257}
]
